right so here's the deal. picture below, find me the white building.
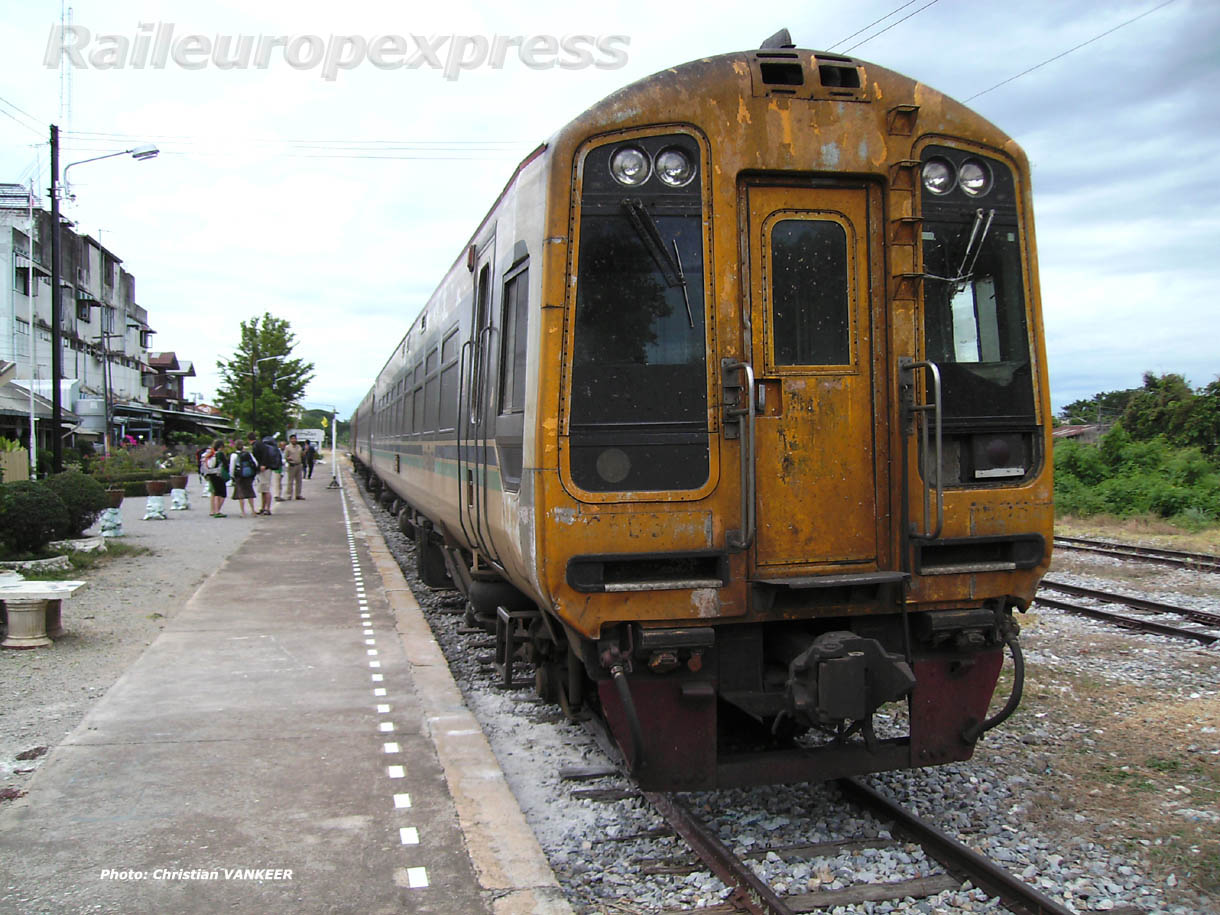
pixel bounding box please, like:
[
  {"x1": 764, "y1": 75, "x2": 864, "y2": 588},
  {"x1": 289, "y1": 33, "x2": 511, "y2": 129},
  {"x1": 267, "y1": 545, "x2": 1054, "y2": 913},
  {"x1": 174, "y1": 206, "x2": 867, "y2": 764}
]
[{"x1": 0, "y1": 182, "x2": 229, "y2": 458}]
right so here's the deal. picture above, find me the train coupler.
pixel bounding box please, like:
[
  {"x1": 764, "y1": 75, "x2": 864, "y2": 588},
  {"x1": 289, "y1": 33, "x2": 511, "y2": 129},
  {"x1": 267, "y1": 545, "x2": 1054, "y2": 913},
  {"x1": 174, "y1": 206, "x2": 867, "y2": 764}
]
[{"x1": 785, "y1": 631, "x2": 915, "y2": 732}]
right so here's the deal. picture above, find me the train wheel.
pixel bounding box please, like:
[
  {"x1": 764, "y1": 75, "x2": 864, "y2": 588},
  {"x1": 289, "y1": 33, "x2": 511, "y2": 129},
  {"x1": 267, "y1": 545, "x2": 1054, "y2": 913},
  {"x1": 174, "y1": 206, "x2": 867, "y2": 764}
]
[
  {"x1": 534, "y1": 662, "x2": 559, "y2": 704},
  {"x1": 417, "y1": 536, "x2": 454, "y2": 590},
  {"x1": 397, "y1": 507, "x2": 415, "y2": 538},
  {"x1": 556, "y1": 648, "x2": 586, "y2": 720}
]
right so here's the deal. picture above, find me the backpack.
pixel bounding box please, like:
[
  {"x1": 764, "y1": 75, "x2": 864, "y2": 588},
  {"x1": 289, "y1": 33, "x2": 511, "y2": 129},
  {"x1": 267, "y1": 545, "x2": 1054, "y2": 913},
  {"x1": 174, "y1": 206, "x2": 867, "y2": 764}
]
[
  {"x1": 237, "y1": 450, "x2": 259, "y2": 479},
  {"x1": 260, "y1": 438, "x2": 283, "y2": 470}
]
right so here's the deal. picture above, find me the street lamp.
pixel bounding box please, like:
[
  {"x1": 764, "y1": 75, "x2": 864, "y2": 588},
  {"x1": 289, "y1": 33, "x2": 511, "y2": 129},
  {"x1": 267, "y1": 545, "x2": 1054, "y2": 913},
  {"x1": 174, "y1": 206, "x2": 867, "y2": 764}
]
[
  {"x1": 249, "y1": 355, "x2": 280, "y2": 437},
  {"x1": 48, "y1": 125, "x2": 159, "y2": 472},
  {"x1": 306, "y1": 402, "x2": 341, "y2": 489}
]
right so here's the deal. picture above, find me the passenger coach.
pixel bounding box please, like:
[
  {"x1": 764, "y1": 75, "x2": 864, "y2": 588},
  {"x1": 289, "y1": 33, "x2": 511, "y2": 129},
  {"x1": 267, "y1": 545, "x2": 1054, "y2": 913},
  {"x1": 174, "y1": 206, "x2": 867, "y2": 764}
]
[{"x1": 352, "y1": 33, "x2": 1053, "y2": 790}]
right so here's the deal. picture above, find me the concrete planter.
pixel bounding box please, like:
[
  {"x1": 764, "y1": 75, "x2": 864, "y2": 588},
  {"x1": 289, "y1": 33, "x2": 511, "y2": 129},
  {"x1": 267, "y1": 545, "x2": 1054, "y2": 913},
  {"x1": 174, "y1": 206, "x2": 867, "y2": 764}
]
[
  {"x1": 168, "y1": 474, "x2": 188, "y2": 490},
  {"x1": 106, "y1": 489, "x2": 125, "y2": 509},
  {"x1": 0, "y1": 554, "x2": 73, "y2": 573},
  {"x1": 146, "y1": 479, "x2": 169, "y2": 496}
]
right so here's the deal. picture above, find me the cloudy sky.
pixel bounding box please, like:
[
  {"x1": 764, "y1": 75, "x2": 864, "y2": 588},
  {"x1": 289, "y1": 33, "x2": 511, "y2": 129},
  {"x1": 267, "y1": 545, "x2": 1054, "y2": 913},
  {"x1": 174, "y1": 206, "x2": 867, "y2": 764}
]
[{"x1": 1, "y1": 0, "x2": 1216, "y2": 418}]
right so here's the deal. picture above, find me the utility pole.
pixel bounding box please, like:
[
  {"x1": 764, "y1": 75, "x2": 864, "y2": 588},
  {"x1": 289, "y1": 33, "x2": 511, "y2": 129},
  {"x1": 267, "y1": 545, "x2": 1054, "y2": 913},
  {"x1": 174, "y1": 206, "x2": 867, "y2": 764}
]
[{"x1": 49, "y1": 124, "x2": 64, "y2": 473}]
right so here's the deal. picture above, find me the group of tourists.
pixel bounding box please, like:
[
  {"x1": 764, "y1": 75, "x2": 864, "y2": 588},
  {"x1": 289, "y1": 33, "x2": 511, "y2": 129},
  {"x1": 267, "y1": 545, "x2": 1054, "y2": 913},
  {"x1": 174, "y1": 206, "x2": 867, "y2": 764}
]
[{"x1": 198, "y1": 434, "x2": 319, "y2": 518}]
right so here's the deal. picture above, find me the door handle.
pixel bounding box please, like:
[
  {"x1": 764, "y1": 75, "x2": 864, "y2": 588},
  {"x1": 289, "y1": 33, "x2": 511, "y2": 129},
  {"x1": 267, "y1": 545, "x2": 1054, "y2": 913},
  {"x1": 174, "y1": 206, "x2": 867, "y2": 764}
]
[{"x1": 723, "y1": 359, "x2": 756, "y2": 551}]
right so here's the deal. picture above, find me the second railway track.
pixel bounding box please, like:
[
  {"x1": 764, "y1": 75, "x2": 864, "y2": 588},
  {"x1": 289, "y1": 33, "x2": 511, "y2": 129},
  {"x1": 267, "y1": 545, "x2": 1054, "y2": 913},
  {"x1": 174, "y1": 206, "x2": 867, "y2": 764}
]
[
  {"x1": 1038, "y1": 577, "x2": 1220, "y2": 645},
  {"x1": 1053, "y1": 536, "x2": 1220, "y2": 573}
]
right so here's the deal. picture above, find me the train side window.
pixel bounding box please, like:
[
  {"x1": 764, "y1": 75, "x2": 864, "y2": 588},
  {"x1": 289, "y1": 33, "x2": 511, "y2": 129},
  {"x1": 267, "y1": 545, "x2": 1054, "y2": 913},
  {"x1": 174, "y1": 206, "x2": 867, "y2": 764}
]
[
  {"x1": 424, "y1": 346, "x2": 439, "y2": 432},
  {"x1": 499, "y1": 265, "x2": 529, "y2": 415},
  {"x1": 440, "y1": 328, "x2": 461, "y2": 431},
  {"x1": 769, "y1": 219, "x2": 850, "y2": 366}
]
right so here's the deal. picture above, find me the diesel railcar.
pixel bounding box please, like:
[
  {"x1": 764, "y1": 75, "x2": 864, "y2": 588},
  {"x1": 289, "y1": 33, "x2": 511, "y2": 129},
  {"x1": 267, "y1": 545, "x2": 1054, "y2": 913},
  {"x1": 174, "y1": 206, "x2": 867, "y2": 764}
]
[{"x1": 351, "y1": 33, "x2": 1053, "y2": 790}]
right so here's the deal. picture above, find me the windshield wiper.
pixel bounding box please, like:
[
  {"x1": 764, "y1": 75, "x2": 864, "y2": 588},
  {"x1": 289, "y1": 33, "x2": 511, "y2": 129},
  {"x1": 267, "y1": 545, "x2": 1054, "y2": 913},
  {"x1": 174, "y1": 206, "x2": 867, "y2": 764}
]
[
  {"x1": 621, "y1": 198, "x2": 695, "y2": 327},
  {"x1": 923, "y1": 207, "x2": 996, "y2": 289}
]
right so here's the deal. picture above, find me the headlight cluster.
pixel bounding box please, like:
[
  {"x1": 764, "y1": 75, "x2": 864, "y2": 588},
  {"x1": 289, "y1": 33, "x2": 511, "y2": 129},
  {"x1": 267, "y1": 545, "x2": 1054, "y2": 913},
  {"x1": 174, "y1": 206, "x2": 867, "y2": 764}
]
[
  {"x1": 609, "y1": 144, "x2": 696, "y2": 188},
  {"x1": 922, "y1": 156, "x2": 993, "y2": 198}
]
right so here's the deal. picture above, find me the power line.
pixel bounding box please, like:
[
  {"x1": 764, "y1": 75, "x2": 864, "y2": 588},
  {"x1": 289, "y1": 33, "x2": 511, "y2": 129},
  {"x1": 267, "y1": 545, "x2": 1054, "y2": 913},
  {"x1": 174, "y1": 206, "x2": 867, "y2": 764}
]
[
  {"x1": 827, "y1": 0, "x2": 930, "y2": 51},
  {"x1": 0, "y1": 94, "x2": 44, "y2": 136},
  {"x1": 843, "y1": 0, "x2": 942, "y2": 54},
  {"x1": 965, "y1": 0, "x2": 1179, "y2": 102}
]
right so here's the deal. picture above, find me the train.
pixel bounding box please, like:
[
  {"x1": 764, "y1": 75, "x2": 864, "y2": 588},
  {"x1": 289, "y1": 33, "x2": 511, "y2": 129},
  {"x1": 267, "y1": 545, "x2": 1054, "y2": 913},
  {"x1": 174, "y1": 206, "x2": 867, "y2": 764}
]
[{"x1": 351, "y1": 31, "x2": 1053, "y2": 791}]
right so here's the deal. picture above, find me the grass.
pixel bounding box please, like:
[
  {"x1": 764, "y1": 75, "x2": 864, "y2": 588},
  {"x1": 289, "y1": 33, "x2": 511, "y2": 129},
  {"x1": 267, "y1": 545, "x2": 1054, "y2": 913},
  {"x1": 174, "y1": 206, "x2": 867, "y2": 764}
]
[
  {"x1": 1013, "y1": 656, "x2": 1220, "y2": 899},
  {"x1": 1055, "y1": 513, "x2": 1220, "y2": 554},
  {"x1": 15, "y1": 541, "x2": 151, "y2": 580}
]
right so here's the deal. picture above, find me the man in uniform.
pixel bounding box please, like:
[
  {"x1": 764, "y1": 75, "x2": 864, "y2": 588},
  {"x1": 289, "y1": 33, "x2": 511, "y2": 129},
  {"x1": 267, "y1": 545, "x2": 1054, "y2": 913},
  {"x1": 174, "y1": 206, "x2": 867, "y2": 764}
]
[{"x1": 284, "y1": 434, "x2": 305, "y2": 500}]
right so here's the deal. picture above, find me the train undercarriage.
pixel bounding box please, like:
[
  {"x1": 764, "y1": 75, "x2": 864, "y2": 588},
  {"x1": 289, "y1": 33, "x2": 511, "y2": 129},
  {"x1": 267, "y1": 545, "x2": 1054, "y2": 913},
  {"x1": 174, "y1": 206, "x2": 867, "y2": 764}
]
[{"x1": 354, "y1": 461, "x2": 1025, "y2": 791}]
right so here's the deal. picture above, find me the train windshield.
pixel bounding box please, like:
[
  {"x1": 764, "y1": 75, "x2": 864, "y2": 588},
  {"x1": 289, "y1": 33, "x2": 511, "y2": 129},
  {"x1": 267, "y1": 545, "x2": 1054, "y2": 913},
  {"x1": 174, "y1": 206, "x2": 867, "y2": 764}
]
[
  {"x1": 568, "y1": 206, "x2": 710, "y2": 491},
  {"x1": 922, "y1": 218, "x2": 1036, "y2": 426}
]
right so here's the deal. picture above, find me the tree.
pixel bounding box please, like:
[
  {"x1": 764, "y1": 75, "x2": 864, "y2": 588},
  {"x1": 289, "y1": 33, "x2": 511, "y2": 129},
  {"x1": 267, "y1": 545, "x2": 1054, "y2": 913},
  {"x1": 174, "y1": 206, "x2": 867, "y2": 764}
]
[
  {"x1": 215, "y1": 314, "x2": 315, "y2": 437},
  {"x1": 1058, "y1": 388, "x2": 1138, "y2": 426},
  {"x1": 1121, "y1": 372, "x2": 1194, "y2": 442}
]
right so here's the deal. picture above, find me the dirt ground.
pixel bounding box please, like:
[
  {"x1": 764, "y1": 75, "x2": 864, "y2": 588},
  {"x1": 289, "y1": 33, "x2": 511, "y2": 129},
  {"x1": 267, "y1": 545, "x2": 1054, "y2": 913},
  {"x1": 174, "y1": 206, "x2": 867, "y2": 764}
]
[{"x1": 992, "y1": 517, "x2": 1220, "y2": 906}]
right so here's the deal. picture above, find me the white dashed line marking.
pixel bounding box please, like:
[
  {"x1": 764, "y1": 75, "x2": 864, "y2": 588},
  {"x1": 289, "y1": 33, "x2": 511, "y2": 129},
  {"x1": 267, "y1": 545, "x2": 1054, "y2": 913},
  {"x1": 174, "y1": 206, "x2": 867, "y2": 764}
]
[
  {"x1": 377, "y1": 704, "x2": 391, "y2": 713},
  {"x1": 406, "y1": 867, "x2": 429, "y2": 888},
  {"x1": 387, "y1": 765, "x2": 405, "y2": 778},
  {"x1": 393, "y1": 793, "x2": 412, "y2": 809},
  {"x1": 384, "y1": 742, "x2": 400, "y2": 753},
  {"x1": 379, "y1": 722, "x2": 394, "y2": 733},
  {"x1": 374, "y1": 688, "x2": 387, "y2": 696},
  {"x1": 399, "y1": 827, "x2": 420, "y2": 845}
]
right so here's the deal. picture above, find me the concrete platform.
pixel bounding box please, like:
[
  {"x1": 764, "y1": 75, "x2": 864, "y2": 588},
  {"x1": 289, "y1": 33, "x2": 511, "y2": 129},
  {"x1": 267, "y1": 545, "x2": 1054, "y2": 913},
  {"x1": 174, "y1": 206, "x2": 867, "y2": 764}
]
[{"x1": 0, "y1": 467, "x2": 570, "y2": 914}]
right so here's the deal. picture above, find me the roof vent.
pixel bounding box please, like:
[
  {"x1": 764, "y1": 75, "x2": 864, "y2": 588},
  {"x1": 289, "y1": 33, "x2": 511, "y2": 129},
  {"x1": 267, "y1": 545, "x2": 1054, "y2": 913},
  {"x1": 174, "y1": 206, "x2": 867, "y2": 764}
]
[
  {"x1": 818, "y1": 60, "x2": 861, "y2": 89},
  {"x1": 760, "y1": 28, "x2": 795, "y2": 50},
  {"x1": 760, "y1": 62, "x2": 804, "y2": 86}
]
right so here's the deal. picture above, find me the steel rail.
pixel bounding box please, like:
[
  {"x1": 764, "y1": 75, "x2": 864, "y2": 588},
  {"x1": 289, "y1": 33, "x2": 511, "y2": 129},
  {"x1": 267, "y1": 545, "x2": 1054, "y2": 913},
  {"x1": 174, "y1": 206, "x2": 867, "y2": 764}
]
[
  {"x1": 1053, "y1": 536, "x2": 1220, "y2": 573},
  {"x1": 643, "y1": 791, "x2": 797, "y2": 915},
  {"x1": 1041, "y1": 578, "x2": 1220, "y2": 628},
  {"x1": 1034, "y1": 595, "x2": 1219, "y2": 645},
  {"x1": 837, "y1": 777, "x2": 1077, "y2": 915}
]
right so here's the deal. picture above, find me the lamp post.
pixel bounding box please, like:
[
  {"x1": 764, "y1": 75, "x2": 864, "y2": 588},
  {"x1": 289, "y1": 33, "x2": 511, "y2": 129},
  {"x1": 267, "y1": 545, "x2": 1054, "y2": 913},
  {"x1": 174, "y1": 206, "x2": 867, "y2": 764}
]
[
  {"x1": 306, "y1": 402, "x2": 341, "y2": 489},
  {"x1": 249, "y1": 355, "x2": 280, "y2": 437},
  {"x1": 48, "y1": 125, "x2": 158, "y2": 472}
]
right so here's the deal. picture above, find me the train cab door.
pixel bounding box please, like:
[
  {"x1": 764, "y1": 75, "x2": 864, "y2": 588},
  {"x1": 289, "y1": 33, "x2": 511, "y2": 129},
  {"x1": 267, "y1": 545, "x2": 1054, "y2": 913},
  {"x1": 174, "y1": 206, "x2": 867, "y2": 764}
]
[
  {"x1": 459, "y1": 236, "x2": 501, "y2": 561},
  {"x1": 742, "y1": 183, "x2": 889, "y2": 576}
]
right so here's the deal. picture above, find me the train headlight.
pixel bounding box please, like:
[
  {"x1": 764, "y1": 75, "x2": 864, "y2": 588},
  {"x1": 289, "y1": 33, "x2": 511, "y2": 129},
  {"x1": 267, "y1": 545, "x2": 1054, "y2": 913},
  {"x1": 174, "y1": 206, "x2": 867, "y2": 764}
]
[
  {"x1": 609, "y1": 146, "x2": 651, "y2": 186},
  {"x1": 655, "y1": 147, "x2": 696, "y2": 187},
  {"x1": 921, "y1": 158, "x2": 955, "y2": 195},
  {"x1": 595, "y1": 448, "x2": 632, "y2": 484},
  {"x1": 959, "y1": 159, "x2": 992, "y2": 197}
]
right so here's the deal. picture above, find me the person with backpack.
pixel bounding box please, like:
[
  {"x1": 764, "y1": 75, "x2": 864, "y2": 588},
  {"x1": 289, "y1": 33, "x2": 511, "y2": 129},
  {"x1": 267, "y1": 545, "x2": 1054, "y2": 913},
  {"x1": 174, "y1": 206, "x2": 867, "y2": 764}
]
[
  {"x1": 304, "y1": 440, "x2": 317, "y2": 479},
  {"x1": 201, "y1": 439, "x2": 228, "y2": 517},
  {"x1": 228, "y1": 439, "x2": 259, "y2": 517},
  {"x1": 255, "y1": 434, "x2": 281, "y2": 516}
]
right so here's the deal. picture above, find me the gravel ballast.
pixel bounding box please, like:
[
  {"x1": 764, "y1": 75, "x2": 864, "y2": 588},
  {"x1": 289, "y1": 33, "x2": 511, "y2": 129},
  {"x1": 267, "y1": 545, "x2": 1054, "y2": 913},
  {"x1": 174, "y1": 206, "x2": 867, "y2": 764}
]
[{"x1": 359, "y1": 484, "x2": 1219, "y2": 915}]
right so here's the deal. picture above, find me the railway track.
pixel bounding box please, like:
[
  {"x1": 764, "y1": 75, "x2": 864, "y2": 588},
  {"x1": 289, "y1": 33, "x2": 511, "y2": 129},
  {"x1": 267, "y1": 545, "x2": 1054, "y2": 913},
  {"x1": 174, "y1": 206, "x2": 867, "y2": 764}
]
[
  {"x1": 563, "y1": 764, "x2": 1084, "y2": 915},
  {"x1": 1053, "y1": 536, "x2": 1220, "y2": 573},
  {"x1": 1038, "y1": 578, "x2": 1220, "y2": 645}
]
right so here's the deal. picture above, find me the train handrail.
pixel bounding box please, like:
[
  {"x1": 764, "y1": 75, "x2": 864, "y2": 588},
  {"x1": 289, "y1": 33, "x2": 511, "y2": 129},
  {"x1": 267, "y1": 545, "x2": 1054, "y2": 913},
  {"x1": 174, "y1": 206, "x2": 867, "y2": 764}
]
[
  {"x1": 900, "y1": 358, "x2": 943, "y2": 541},
  {"x1": 723, "y1": 359, "x2": 756, "y2": 550}
]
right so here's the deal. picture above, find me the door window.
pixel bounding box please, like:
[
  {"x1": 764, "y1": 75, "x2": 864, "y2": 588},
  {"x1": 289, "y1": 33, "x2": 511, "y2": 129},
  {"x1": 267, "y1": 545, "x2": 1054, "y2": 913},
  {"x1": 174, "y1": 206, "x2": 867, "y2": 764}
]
[{"x1": 769, "y1": 219, "x2": 850, "y2": 367}]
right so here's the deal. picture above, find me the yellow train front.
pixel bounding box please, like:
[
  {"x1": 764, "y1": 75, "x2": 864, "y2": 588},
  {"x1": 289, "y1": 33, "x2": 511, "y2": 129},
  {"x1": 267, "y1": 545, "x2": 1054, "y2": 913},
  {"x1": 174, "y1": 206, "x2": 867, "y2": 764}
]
[{"x1": 352, "y1": 40, "x2": 1053, "y2": 790}]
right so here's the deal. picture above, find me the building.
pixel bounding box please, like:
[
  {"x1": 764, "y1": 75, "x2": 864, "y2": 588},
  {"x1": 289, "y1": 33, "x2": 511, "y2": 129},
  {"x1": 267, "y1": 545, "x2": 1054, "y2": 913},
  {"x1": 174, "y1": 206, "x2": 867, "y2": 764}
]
[{"x1": 0, "y1": 182, "x2": 231, "y2": 459}]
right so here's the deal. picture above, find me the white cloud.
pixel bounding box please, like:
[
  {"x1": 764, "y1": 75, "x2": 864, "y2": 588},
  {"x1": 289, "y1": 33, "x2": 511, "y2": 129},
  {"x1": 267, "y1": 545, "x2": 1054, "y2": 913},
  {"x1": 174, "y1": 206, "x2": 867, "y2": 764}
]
[{"x1": 2, "y1": 0, "x2": 1216, "y2": 417}]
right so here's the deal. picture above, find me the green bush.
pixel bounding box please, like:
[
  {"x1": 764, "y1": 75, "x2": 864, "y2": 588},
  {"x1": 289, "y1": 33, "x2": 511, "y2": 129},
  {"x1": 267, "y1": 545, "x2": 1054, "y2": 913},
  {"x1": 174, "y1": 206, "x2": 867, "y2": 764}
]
[
  {"x1": 0, "y1": 481, "x2": 71, "y2": 555},
  {"x1": 43, "y1": 469, "x2": 108, "y2": 537},
  {"x1": 1055, "y1": 426, "x2": 1220, "y2": 525}
]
